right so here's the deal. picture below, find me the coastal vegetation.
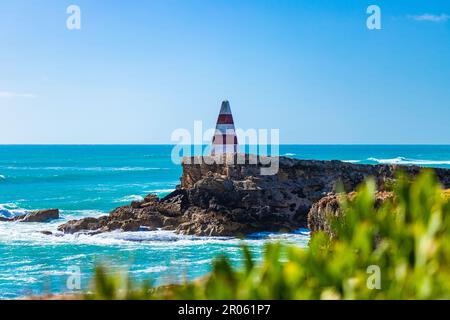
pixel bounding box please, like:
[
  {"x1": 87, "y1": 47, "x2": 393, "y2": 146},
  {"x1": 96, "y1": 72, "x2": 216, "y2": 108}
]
[
  {"x1": 87, "y1": 170, "x2": 450, "y2": 299},
  {"x1": 443, "y1": 189, "x2": 450, "y2": 200}
]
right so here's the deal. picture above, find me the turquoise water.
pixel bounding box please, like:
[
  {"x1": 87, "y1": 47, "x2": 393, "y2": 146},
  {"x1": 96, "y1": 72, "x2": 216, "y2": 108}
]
[{"x1": 1, "y1": 145, "x2": 449, "y2": 299}]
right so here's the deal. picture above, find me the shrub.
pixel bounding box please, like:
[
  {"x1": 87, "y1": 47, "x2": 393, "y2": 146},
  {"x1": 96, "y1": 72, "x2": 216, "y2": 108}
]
[
  {"x1": 87, "y1": 170, "x2": 450, "y2": 299},
  {"x1": 443, "y1": 189, "x2": 450, "y2": 200}
]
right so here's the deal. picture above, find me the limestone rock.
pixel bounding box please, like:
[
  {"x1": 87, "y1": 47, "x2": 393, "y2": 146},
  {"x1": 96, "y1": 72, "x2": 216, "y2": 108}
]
[{"x1": 57, "y1": 155, "x2": 450, "y2": 236}]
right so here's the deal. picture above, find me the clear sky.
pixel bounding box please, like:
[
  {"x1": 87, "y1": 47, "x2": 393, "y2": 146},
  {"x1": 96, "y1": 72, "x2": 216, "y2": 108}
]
[{"x1": 1, "y1": 0, "x2": 449, "y2": 144}]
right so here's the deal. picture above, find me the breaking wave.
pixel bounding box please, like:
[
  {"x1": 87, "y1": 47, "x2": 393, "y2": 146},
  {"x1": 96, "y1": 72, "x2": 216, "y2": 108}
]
[
  {"x1": 114, "y1": 195, "x2": 144, "y2": 203},
  {"x1": 367, "y1": 157, "x2": 450, "y2": 166},
  {"x1": 0, "y1": 216, "x2": 310, "y2": 248},
  {"x1": 342, "y1": 160, "x2": 361, "y2": 163},
  {"x1": 0, "y1": 203, "x2": 27, "y2": 219},
  {"x1": 144, "y1": 189, "x2": 175, "y2": 195}
]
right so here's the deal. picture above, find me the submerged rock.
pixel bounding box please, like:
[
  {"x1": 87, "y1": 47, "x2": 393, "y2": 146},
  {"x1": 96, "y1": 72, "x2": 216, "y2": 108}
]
[{"x1": 57, "y1": 155, "x2": 450, "y2": 236}]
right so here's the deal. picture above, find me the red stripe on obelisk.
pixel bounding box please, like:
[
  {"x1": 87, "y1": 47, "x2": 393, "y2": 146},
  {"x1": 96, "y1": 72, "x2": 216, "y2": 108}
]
[{"x1": 217, "y1": 114, "x2": 234, "y2": 124}]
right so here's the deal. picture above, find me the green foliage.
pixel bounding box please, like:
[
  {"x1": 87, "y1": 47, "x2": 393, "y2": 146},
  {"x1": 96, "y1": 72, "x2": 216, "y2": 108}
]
[
  {"x1": 443, "y1": 189, "x2": 450, "y2": 200},
  {"x1": 85, "y1": 265, "x2": 153, "y2": 300},
  {"x1": 88, "y1": 171, "x2": 450, "y2": 299}
]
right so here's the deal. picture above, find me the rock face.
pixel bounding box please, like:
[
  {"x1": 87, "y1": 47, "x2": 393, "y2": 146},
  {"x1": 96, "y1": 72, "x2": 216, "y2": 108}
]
[
  {"x1": 0, "y1": 209, "x2": 60, "y2": 223},
  {"x1": 307, "y1": 192, "x2": 393, "y2": 238},
  {"x1": 57, "y1": 155, "x2": 450, "y2": 236}
]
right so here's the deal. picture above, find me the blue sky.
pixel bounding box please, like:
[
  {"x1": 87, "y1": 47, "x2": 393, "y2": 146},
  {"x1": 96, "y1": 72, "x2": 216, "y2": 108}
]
[{"x1": 0, "y1": 0, "x2": 449, "y2": 144}]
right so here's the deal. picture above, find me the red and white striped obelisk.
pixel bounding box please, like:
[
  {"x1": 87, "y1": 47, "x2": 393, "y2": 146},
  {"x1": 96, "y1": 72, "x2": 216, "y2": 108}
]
[{"x1": 211, "y1": 100, "x2": 238, "y2": 155}]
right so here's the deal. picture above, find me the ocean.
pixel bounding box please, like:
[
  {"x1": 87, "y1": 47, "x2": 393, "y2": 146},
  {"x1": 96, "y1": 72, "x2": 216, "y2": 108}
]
[{"x1": 1, "y1": 145, "x2": 449, "y2": 299}]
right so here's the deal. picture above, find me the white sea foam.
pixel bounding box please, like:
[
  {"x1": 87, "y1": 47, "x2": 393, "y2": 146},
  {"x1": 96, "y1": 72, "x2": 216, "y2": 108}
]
[
  {"x1": 15, "y1": 264, "x2": 46, "y2": 272},
  {"x1": 114, "y1": 195, "x2": 144, "y2": 203},
  {"x1": 41, "y1": 270, "x2": 74, "y2": 276},
  {"x1": 368, "y1": 157, "x2": 450, "y2": 166},
  {"x1": 132, "y1": 266, "x2": 169, "y2": 274},
  {"x1": 0, "y1": 276, "x2": 37, "y2": 283},
  {"x1": 62, "y1": 209, "x2": 107, "y2": 219},
  {"x1": 0, "y1": 203, "x2": 28, "y2": 218},
  {"x1": 283, "y1": 153, "x2": 296, "y2": 156},
  {"x1": 342, "y1": 160, "x2": 361, "y2": 163},
  {"x1": 0, "y1": 219, "x2": 309, "y2": 249},
  {"x1": 0, "y1": 202, "x2": 309, "y2": 249},
  {"x1": 60, "y1": 254, "x2": 87, "y2": 261},
  {"x1": 0, "y1": 174, "x2": 5, "y2": 180},
  {"x1": 110, "y1": 167, "x2": 169, "y2": 171},
  {"x1": 171, "y1": 258, "x2": 212, "y2": 266},
  {"x1": 144, "y1": 189, "x2": 175, "y2": 195},
  {"x1": 1, "y1": 259, "x2": 33, "y2": 266}
]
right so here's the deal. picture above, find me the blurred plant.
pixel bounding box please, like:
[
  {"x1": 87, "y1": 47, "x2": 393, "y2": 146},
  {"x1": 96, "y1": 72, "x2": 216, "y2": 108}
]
[
  {"x1": 85, "y1": 265, "x2": 152, "y2": 300},
  {"x1": 443, "y1": 189, "x2": 450, "y2": 200},
  {"x1": 88, "y1": 170, "x2": 450, "y2": 299}
]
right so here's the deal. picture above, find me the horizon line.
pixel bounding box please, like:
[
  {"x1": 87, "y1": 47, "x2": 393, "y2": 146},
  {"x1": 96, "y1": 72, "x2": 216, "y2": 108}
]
[{"x1": 1, "y1": 143, "x2": 450, "y2": 146}]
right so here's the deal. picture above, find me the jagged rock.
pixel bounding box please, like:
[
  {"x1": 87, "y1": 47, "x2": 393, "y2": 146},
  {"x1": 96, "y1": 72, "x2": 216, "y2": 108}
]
[
  {"x1": 144, "y1": 194, "x2": 159, "y2": 203},
  {"x1": 58, "y1": 216, "x2": 107, "y2": 234},
  {"x1": 57, "y1": 155, "x2": 450, "y2": 236},
  {"x1": 120, "y1": 219, "x2": 142, "y2": 232},
  {"x1": 130, "y1": 201, "x2": 142, "y2": 209}
]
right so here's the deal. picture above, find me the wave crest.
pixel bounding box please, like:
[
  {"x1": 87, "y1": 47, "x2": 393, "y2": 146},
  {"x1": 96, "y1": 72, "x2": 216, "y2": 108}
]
[
  {"x1": 0, "y1": 203, "x2": 27, "y2": 218},
  {"x1": 114, "y1": 195, "x2": 144, "y2": 203},
  {"x1": 368, "y1": 157, "x2": 450, "y2": 166}
]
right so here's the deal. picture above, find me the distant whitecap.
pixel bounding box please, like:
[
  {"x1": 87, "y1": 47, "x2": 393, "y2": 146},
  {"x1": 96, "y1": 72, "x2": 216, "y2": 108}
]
[
  {"x1": 368, "y1": 157, "x2": 450, "y2": 166},
  {"x1": 114, "y1": 195, "x2": 144, "y2": 203}
]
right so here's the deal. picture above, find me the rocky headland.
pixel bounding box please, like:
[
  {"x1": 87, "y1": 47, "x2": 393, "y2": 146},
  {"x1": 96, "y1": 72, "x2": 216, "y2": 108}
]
[{"x1": 57, "y1": 154, "x2": 450, "y2": 237}]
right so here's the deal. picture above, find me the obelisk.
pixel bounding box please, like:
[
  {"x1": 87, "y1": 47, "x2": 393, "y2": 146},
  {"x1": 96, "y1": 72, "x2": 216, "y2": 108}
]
[{"x1": 211, "y1": 100, "x2": 238, "y2": 155}]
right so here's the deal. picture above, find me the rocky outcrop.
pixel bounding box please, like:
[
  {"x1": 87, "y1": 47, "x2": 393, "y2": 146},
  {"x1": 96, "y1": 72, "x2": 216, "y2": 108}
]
[
  {"x1": 19, "y1": 209, "x2": 60, "y2": 222},
  {"x1": 308, "y1": 188, "x2": 450, "y2": 237},
  {"x1": 0, "y1": 209, "x2": 60, "y2": 223},
  {"x1": 57, "y1": 155, "x2": 450, "y2": 236},
  {"x1": 307, "y1": 192, "x2": 393, "y2": 238}
]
